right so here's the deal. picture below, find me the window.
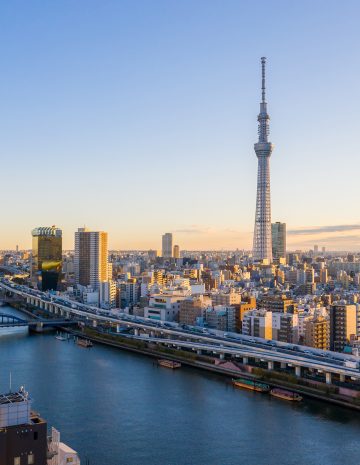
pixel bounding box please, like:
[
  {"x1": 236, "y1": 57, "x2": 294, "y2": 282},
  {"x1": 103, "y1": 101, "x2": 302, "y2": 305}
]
[
  {"x1": 28, "y1": 454, "x2": 34, "y2": 465},
  {"x1": 14, "y1": 458, "x2": 20, "y2": 465},
  {"x1": 66, "y1": 459, "x2": 73, "y2": 463}
]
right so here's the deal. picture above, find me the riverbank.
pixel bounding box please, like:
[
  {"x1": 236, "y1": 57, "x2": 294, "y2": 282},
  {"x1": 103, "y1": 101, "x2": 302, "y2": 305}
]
[
  {"x1": 8, "y1": 303, "x2": 360, "y2": 411},
  {"x1": 67, "y1": 326, "x2": 360, "y2": 411}
]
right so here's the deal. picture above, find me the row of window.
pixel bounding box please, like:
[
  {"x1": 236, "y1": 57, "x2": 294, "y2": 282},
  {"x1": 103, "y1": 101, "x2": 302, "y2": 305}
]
[{"x1": 14, "y1": 454, "x2": 34, "y2": 465}]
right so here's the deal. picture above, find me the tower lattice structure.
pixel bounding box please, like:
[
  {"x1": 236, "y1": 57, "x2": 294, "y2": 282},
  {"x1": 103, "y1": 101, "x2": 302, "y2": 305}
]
[{"x1": 253, "y1": 57, "x2": 274, "y2": 262}]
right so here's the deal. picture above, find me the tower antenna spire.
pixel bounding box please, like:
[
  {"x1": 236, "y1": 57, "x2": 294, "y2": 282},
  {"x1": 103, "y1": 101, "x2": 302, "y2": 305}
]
[
  {"x1": 261, "y1": 56, "x2": 266, "y2": 103},
  {"x1": 253, "y1": 57, "x2": 274, "y2": 263}
]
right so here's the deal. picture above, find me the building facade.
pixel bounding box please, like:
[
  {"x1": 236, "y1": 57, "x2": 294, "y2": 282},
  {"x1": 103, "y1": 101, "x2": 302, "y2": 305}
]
[
  {"x1": 74, "y1": 228, "x2": 108, "y2": 290},
  {"x1": 162, "y1": 233, "x2": 173, "y2": 259},
  {"x1": 271, "y1": 222, "x2": 286, "y2": 260},
  {"x1": 31, "y1": 226, "x2": 62, "y2": 291},
  {"x1": 330, "y1": 302, "x2": 357, "y2": 351}
]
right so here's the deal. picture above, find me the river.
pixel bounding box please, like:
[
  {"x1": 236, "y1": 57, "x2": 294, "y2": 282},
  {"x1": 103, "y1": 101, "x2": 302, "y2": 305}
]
[{"x1": 1, "y1": 305, "x2": 359, "y2": 465}]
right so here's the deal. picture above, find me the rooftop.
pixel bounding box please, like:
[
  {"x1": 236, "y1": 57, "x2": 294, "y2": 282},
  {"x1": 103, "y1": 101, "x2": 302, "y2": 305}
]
[{"x1": 0, "y1": 389, "x2": 30, "y2": 405}]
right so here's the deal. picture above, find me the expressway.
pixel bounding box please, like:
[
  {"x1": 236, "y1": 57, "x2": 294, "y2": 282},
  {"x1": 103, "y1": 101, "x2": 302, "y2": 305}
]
[{"x1": 1, "y1": 278, "x2": 360, "y2": 382}]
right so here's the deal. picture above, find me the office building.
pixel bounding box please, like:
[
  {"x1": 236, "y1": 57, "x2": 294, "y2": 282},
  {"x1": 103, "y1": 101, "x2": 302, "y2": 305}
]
[
  {"x1": 253, "y1": 57, "x2": 274, "y2": 262},
  {"x1": 211, "y1": 290, "x2": 242, "y2": 307},
  {"x1": 144, "y1": 292, "x2": 187, "y2": 321},
  {"x1": 271, "y1": 222, "x2": 286, "y2": 260},
  {"x1": 100, "y1": 280, "x2": 117, "y2": 309},
  {"x1": 205, "y1": 306, "x2": 236, "y2": 332},
  {"x1": 242, "y1": 309, "x2": 273, "y2": 339},
  {"x1": 179, "y1": 296, "x2": 211, "y2": 326},
  {"x1": 162, "y1": 233, "x2": 173, "y2": 258},
  {"x1": 31, "y1": 226, "x2": 62, "y2": 291},
  {"x1": 74, "y1": 228, "x2": 108, "y2": 290},
  {"x1": 257, "y1": 295, "x2": 297, "y2": 313},
  {"x1": 173, "y1": 245, "x2": 180, "y2": 259}
]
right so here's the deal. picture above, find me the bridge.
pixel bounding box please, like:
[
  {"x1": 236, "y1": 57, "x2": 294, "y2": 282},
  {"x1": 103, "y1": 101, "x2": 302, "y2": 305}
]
[
  {"x1": 0, "y1": 313, "x2": 77, "y2": 331},
  {"x1": 0, "y1": 313, "x2": 28, "y2": 327},
  {"x1": 1, "y1": 278, "x2": 360, "y2": 385}
]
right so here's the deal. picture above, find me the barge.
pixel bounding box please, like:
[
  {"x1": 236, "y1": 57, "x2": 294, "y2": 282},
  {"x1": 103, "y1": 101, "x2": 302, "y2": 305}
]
[
  {"x1": 270, "y1": 388, "x2": 303, "y2": 402},
  {"x1": 158, "y1": 359, "x2": 181, "y2": 369},
  {"x1": 232, "y1": 378, "x2": 270, "y2": 393}
]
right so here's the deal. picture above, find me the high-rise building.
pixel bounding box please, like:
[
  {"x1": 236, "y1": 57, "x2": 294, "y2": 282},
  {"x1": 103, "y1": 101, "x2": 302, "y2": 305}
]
[
  {"x1": 330, "y1": 302, "x2": 357, "y2": 351},
  {"x1": 173, "y1": 244, "x2": 180, "y2": 259},
  {"x1": 74, "y1": 228, "x2": 108, "y2": 290},
  {"x1": 31, "y1": 226, "x2": 62, "y2": 291},
  {"x1": 271, "y1": 222, "x2": 286, "y2": 260},
  {"x1": 253, "y1": 57, "x2": 274, "y2": 262},
  {"x1": 162, "y1": 233, "x2": 173, "y2": 258}
]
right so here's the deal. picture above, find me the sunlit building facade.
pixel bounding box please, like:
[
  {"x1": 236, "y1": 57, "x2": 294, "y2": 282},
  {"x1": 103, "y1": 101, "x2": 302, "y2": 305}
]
[
  {"x1": 162, "y1": 233, "x2": 173, "y2": 258},
  {"x1": 31, "y1": 226, "x2": 62, "y2": 291},
  {"x1": 74, "y1": 228, "x2": 108, "y2": 290}
]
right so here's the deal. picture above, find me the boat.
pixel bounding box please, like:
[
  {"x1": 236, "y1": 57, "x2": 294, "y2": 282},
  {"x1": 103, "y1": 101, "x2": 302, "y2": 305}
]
[
  {"x1": 232, "y1": 378, "x2": 270, "y2": 393},
  {"x1": 55, "y1": 334, "x2": 67, "y2": 341},
  {"x1": 157, "y1": 359, "x2": 181, "y2": 369},
  {"x1": 270, "y1": 388, "x2": 303, "y2": 402},
  {"x1": 76, "y1": 338, "x2": 93, "y2": 348}
]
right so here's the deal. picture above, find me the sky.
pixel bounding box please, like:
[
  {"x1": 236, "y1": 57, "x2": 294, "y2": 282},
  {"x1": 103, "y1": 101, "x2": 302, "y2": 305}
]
[{"x1": 1, "y1": 0, "x2": 360, "y2": 251}]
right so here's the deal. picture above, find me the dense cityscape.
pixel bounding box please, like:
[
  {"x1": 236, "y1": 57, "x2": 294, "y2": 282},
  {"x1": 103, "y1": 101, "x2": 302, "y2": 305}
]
[
  {"x1": 2, "y1": 2, "x2": 360, "y2": 464},
  {"x1": 2, "y1": 56, "x2": 360, "y2": 464}
]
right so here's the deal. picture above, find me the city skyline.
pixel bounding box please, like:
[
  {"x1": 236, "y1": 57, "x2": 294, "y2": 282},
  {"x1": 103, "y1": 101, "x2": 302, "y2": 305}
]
[{"x1": 2, "y1": 1, "x2": 360, "y2": 250}]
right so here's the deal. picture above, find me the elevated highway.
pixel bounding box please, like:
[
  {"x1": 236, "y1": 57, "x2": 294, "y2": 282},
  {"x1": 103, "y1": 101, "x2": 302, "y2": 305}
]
[{"x1": 1, "y1": 278, "x2": 360, "y2": 384}]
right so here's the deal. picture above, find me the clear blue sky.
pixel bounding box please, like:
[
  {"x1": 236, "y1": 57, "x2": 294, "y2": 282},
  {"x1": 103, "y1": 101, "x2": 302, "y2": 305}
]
[{"x1": 1, "y1": 0, "x2": 360, "y2": 250}]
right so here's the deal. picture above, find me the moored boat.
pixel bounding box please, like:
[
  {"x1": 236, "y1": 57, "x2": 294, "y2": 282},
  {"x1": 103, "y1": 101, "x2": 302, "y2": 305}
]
[
  {"x1": 158, "y1": 359, "x2": 181, "y2": 369},
  {"x1": 270, "y1": 388, "x2": 303, "y2": 402},
  {"x1": 77, "y1": 338, "x2": 93, "y2": 348},
  {"x1": 232, "y1": 378, "x2": 270, "y2": 393},
  {"x1": 55, "y1": 334, "x2": 67, "y2": 341}
]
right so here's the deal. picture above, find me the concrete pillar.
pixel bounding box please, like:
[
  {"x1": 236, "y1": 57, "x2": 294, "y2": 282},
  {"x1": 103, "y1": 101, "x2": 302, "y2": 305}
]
[
  {"x1": 197, "y1": 349, "x2": 202, "y2": 355},
  {"x1": 92, "y1": 320, "x2": 97, "y2": 328},
  {"x1": 268, "y1": 361, "x2": 274, "y2": 370},
  {"x1": 116, "y1": 324, "x2": 120, "y2": 333},
  {"x1": 295, "y1": 366, "x2": 301, "y2": 377},
  {"x1": 243, "y1": 357, "x2": 249, "y2": 364},
  {"x1": 326, "y1": 372, "x2": 332, "y2": 385},
  {"x1": 281, "y1": 362, "x2": 286, "y2": 369},
  {"x1": 220, "y1": 353, "x2": 225, "y2": 360},
  {"x1": 134, "y1": 328, "x2": 139, "y2": 336},
  {"x1": 150, "y1": 331, "x2": 155, "y2": 337},
  {"x1": 340, "y1": 374, "x2": 345, "y2": 383}
]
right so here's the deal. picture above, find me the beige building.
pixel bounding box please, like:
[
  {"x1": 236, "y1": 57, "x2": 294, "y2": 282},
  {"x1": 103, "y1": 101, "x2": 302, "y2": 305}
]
[
  {"x1": 179, "y1": 296, "x2": 211, "y2": 326},
  {"x1": 304, "y1": 316, "x2": 330, "y2": 350},
  {"x1": 74, "y1": 228, "x2": 108, "y2": 290},
  {"x1": 173, "y1": 245, "x2": 180, "y2": 259},
  {"x1": 211, "y1": 291, "x2": 242, "y2": 307}
]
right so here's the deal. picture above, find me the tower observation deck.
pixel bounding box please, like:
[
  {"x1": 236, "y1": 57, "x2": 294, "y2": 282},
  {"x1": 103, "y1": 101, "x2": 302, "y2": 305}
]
[{"x1": 253, "y1": 57, "x2": 274, "y2": 262}]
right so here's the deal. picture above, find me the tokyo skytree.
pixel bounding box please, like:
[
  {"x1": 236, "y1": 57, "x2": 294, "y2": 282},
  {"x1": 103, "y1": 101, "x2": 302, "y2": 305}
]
[{"x1": 253, "y1": 57, "x2": 274, "y2": 262}]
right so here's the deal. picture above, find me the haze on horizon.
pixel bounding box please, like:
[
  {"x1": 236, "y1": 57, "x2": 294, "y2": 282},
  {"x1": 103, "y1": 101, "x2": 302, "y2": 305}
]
[{"x1": 1, "y1": 1, "x2": 360, "y2": 251}]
